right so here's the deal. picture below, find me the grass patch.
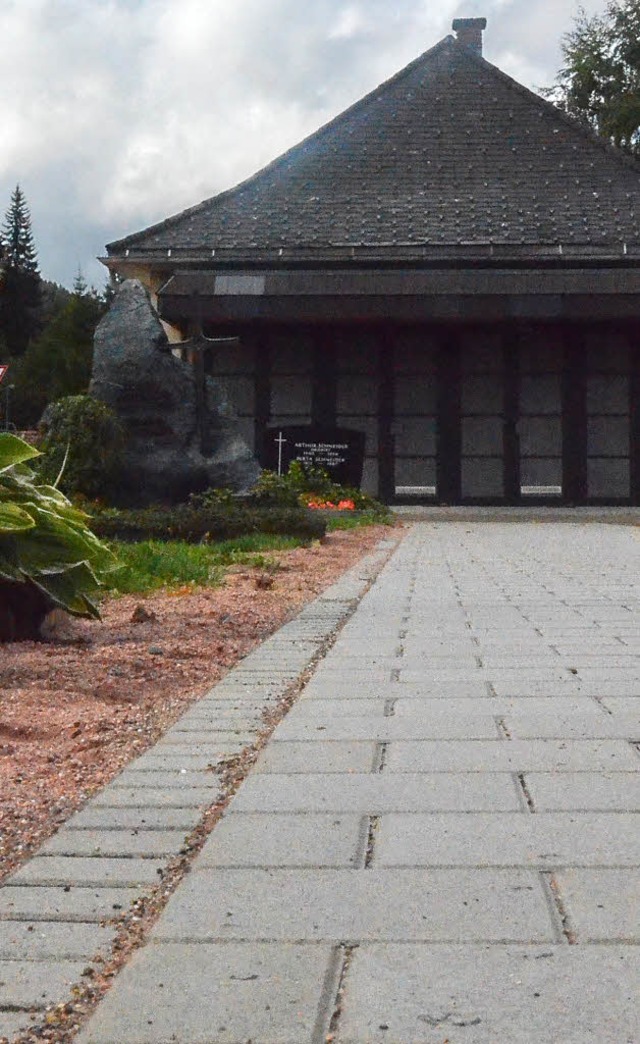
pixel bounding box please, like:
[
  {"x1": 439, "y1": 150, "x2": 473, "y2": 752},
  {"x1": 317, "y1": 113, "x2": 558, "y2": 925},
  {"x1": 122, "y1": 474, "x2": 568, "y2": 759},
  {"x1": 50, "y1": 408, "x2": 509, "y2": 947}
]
[
  {"x1": 103, "y1": 534, "x2": 307, "y2": 596},
  {"x1": 325, "y1": 509, "x2": 393, "y2": 531},
  {"x1": 210, "y1": 533, "x2": 303, "y2": 564}
]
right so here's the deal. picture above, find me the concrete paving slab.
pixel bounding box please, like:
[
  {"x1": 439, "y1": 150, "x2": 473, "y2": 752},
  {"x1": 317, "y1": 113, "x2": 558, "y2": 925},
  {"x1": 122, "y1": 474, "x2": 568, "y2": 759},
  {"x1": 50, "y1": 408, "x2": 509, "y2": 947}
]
[
  {"x1": 524, "y1": 772, "x2": 640, "y2": 811},
  {"x1": 110, "y1": 770, "x2": 223, "y2": 789},
  {"x1": 7, "y1": 857, "x2": 163, "y2": 889},
  {"x1": 197, "y1": 813, "x2": 365, "y2": 867},
  {"x1": 0, "y1": 887, "x2": 138, "y2": 922},
  {"x1": 0, "y1": 922, "x2": 114, "y2": 959},
  {"x1": 502, "y1": 710, "x2": 636, "y2": 739},
  {"x1": 299, "y1": 681, "x2": 397, "y2": 699},
  {"x1": 165, "y1": 719, "x2": 260, "y2": 733},
  {"x1": 554, "y1": 869, "x2": 640, "y2": 941},
  {"x1": 0, "y1": 1011, "x2": 39, "y2": 1040},
  {"x1": 336, "y1": 944, "x2": 640, "y2": 1044},
  {"x1": 392, "y1": 679, "x2": 496, "y2": 698},
  {"x1": 601, "y1": 696, "x2": 640, "y2": 718},
  {"x1": 0, "y1": 960, "x2": 87, "y2": 1010},
  {"x1": 89, "y1": 786, "x2": 220, "y2": 808},
  {"x1": 490, "y1": 679, "x2": 585, "y2": 696},
  {"x1": 39, "y1": 830, "x2": 188, "y2": 859},
  {"x1": 254, "y1": 741, "x2": 378, "y2": 773},
  {"x1": 272, "y1": 716, "x2": 501, "y2": 740},
  {"x1": 232, "y1": 773, "x2": 522, "y2": 813},
  {"x1": 385, "y1": 739, "x2": 640, "y2": 773},
  {"x1": 175, "y1": 704, "x2": 265, "y2": 718},
  {"x1": 50, "y1": 808, "x2": 203, "y2": 833},
  {"x1": 148, "y1": 736, "x2": 249, "y2": 751},
  {"x1": 374, "y1": 812, "x2": 640, "y2": 867},
  {"x1": 130, "y1": 742, "x2": 245, "y2": 758},
  {"x1": 393, "y1": 696, "x2": 605, "y2": 718},
  {"x1": 74, "y1": 943, "x2": 335, "y2": 1044},
  {"x1": 293, "y1": 698, "x2": 387, "y2": 716},
  {"x1": 152, "y1": 868, "x2": 556, "y2": 943},
  {"x1": 125, "y1": 755, "x2": 232, "y2": 772}
]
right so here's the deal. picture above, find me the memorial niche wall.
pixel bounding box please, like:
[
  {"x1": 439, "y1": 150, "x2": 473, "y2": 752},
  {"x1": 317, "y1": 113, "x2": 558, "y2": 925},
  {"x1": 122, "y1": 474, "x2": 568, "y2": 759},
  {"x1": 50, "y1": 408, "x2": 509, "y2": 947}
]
[{"x1": 200, "y1": 318, "x2": 640, "y2": 505}]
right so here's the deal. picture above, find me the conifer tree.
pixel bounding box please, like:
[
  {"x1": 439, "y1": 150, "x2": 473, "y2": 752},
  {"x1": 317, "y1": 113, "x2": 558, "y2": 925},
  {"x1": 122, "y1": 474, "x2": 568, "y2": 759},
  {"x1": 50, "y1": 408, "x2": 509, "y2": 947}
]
[{"x1": 0, "y1": 185, "x2": 42, "y2": 356}]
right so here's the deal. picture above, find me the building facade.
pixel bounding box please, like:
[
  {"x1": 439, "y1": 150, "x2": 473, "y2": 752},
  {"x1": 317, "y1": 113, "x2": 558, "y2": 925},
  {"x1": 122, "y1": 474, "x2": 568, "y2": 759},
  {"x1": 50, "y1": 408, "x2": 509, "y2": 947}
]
[{"x1": 103, "y1": 19, "x2": 640, "y2": 504}]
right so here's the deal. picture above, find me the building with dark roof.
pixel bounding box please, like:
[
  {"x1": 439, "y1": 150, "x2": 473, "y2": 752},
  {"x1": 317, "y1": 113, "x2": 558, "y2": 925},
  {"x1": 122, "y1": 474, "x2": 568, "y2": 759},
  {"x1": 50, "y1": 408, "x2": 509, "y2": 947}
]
[{"x1": 103, "y1": 17, "x2": 640, "y2": 504}]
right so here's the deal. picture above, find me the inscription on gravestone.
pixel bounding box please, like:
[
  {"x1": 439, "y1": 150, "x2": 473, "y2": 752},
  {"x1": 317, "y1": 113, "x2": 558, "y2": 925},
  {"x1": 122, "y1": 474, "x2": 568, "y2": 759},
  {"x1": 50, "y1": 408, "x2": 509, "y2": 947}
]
[{"x1": 263, "y1": 426, "x2": 366, "y2": 487}]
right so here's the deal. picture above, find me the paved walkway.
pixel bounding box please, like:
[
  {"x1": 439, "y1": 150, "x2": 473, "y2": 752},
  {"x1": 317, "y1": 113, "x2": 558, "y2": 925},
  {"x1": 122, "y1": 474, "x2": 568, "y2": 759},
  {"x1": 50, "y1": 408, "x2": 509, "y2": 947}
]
[{"x1": 6, "y1": 522, "x2": 640, "y2": 1041}]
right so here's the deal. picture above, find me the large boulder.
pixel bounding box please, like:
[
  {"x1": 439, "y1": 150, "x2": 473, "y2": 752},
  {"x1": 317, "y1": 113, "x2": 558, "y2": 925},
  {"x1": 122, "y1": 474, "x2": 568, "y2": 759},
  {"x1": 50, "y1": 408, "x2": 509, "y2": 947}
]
[{"x1": 90, "y1": 280, "x2": 259, "y2": 505}]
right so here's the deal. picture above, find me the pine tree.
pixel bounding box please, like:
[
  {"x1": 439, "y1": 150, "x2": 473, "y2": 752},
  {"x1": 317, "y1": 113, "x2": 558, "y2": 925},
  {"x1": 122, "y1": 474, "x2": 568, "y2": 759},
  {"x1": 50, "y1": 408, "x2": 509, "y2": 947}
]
[
  {"x1": 2, "y1": 186, "x2": 39, "y2": 271},
  {"x1": 0, "y1": 185, "x2": 42, "y2": 356}
]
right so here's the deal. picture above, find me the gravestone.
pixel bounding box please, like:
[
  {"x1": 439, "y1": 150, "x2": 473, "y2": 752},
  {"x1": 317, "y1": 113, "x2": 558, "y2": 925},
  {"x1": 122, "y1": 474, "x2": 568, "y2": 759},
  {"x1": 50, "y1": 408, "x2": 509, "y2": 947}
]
[
  {"x1": 263, "y1": 425, "x2": 366, "y2": 486},
  {"x1": 90, "y1": 280, "x2": 259, "y2": 505}
]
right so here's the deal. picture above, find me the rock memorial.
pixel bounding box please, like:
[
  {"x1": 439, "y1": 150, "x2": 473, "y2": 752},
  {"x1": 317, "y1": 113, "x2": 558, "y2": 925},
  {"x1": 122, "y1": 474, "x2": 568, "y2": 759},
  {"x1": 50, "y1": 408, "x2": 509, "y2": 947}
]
[{"x1": 90, "y1": 280, "x2": 258, "y2": 505}]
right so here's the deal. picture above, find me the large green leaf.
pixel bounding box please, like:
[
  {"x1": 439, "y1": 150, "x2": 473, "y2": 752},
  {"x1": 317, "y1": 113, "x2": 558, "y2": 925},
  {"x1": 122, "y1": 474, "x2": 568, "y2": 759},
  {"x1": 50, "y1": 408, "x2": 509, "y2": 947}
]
[
  {"x1": 0, "y1": 503, "x2": 36, "y2": 533},
  {"x1": 9, "y1": 507, "x2": 115, "y2": 573},
  {"x1": 0, "y1": 547, "x2": 25, "y2": 581},
  {"x1": 0, "y1": 434, "x2": 40, "y2": 472},
  {"x1": 31, "y1": 561, "x2": 102, "y2": 618},
  {"x1": 0, "y1": 433, "x2": 116, "y2": 634}
]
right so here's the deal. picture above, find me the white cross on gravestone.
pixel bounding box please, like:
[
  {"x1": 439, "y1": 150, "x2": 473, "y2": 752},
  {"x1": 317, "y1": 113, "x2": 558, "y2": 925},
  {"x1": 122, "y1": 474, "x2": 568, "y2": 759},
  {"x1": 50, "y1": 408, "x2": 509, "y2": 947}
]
[{"x1": 275, "y1": 431, "x2": 287, "y2": 476}]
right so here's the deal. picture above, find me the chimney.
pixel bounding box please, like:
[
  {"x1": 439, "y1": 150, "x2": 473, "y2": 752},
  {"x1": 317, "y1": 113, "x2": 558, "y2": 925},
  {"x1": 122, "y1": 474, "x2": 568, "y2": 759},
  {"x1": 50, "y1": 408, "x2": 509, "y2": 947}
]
[{"x1": 452, "y1": 17, "x2": 487, "y2": 57}]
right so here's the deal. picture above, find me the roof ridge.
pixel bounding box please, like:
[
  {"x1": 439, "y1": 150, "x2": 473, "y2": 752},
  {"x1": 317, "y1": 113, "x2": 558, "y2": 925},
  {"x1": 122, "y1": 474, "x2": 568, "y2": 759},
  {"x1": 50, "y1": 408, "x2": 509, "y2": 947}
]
[{"x1": 107, "y1": 36, "x2": 457, "y2": 251}]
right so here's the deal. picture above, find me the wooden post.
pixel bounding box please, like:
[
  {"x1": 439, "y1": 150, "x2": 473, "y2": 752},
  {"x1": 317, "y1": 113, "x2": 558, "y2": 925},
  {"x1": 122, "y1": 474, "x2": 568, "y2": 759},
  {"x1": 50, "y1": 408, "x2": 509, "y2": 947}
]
[
  {"x1": 377, "y1": 325, "x2": 395, "y2": 503},
  {"x1": 562, "y1": 324, "x2": 587, "y2": 504},
  {"x1": 503, "y1": 327, "x2": 521, "y2": 503},
  {"x1": 437, "y1": 329, "x2": 461, "y2": 504},
  {"x1": 254, "y1": 330, "x2": 271, "y2": 465},
  {"x1": 629, "y1": 323, "x2": 640, "y2": 505}
]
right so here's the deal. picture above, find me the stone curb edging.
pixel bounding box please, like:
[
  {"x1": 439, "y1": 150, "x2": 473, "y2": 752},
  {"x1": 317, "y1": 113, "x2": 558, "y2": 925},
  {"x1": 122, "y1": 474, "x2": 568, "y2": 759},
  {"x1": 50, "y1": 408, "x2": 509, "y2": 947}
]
[{"x1": 0, "y1": 538, "x2": 398, "y2": 1043}]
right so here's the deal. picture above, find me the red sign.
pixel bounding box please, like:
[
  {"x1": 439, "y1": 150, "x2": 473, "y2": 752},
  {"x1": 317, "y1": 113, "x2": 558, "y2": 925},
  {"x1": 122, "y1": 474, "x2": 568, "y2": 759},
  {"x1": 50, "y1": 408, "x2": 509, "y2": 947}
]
[{"x1": 0, "y1": 365, "x2": 7, "y2": 385}]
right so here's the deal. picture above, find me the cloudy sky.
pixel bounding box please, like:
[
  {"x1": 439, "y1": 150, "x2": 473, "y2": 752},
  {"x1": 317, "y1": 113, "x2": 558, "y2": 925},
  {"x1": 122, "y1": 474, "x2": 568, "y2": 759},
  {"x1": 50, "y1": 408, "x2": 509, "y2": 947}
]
[{"x1": 0, "y1": 0, "x2": 607, "y2": 290}]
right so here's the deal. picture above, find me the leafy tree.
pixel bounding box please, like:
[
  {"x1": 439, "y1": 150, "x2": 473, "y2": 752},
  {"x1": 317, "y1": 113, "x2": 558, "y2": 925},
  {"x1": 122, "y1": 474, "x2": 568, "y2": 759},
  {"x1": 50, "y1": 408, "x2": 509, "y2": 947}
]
[
  {"x1": 0, "y1": 185, "x2": 42, "y2": 355},
  {"x1": 547, "y1": 0, "x2": 640, "y2": 154},
  {"x1": 11, "y1": 278, "x2": 106, "y2": 425}
]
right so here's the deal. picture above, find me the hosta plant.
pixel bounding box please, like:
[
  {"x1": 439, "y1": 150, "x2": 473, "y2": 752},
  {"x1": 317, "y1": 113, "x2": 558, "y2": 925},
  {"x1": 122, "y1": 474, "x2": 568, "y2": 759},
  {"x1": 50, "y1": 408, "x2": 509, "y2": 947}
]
[{"x1": 0, "y1": 433, "x2": 115, "y2": 641}]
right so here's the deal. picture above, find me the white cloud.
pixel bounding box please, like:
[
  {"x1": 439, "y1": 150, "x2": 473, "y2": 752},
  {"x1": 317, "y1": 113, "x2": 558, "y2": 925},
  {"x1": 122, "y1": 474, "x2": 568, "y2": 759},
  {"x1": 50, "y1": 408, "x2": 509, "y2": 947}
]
[{"x1": 0, "y1": 0, "x2": 608, "y2": 287}]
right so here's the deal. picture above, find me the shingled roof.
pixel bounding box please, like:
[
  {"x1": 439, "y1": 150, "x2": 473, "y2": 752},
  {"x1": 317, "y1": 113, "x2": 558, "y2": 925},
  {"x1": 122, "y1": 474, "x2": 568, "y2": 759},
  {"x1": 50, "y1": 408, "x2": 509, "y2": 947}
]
[{"x1": 107, "y1": 30, "x2": 640, "y2": 264}]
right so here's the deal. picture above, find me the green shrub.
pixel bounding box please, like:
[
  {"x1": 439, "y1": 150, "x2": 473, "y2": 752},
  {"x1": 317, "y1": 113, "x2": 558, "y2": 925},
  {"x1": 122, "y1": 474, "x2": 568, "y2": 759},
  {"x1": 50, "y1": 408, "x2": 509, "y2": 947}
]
[
  {"x1": 248, "y1": 461, "x2": 333, "y2": 506},
  {"x1": 36, "y1": 395, "x2": 124, "y2": 500},
  {"x1": 90, "y1": 502, "x2": 327, "y2": 544},
  {"x1": 199, "y1": 462, "x2": 391, "y2": 518},
  {"x1": 0, "y1": 433, "x2": 115, "y2": 640}
]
